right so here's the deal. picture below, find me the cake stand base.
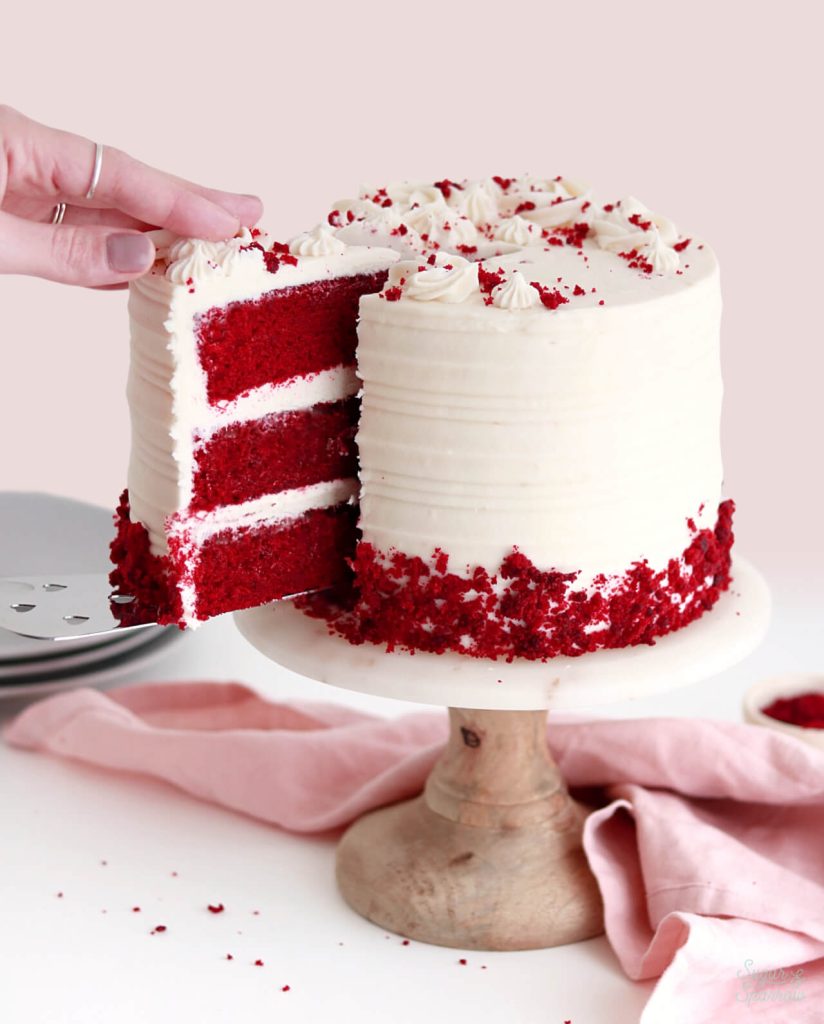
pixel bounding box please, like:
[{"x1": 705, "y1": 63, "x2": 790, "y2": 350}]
[
  {"x1": 336, "y1": 707, "x2": 603, "y2": 950},
  {"x1": 235, "y1": 557, "x2": 769, "y2": 950}
]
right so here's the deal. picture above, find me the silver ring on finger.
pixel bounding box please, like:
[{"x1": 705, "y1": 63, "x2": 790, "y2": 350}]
[
  {"x1": 51, "y1": 202, "x2": 67, "y2": 225},
  {"x1": 85, "y1": 143, "x2": 104, "y2": 200}
]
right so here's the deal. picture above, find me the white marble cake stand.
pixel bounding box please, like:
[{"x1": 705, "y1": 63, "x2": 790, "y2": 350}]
[{"x1": 235, "y1": 558, "x2": 770, "y2": 951}]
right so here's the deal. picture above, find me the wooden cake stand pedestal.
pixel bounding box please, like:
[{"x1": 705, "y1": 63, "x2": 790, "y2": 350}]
[{"x1": 236, "y1": 558, "x2": 769, "y2": 951}]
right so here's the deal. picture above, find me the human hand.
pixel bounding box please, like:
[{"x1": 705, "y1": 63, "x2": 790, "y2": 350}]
[{"x1": 0, "y1": 105, "x2": 262, "y2": 288}]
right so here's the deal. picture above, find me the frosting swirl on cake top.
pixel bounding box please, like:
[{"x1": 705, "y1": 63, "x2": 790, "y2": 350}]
[{"x1": 327, "y1": 176, "x2": 703, "y2": 310}]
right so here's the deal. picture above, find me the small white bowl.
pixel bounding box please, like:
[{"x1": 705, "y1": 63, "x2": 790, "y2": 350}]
[{"x1": 743, "y1": 674, "x2": 824, "y2": 751}]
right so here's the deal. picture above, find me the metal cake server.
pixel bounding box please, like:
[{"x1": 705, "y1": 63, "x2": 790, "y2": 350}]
[
  {"x1": 0, "y1": 574, "x2": 156, "y2": 641},
  {"x1": 0, "y1": 573, "x2": 322, "y2": 642}
]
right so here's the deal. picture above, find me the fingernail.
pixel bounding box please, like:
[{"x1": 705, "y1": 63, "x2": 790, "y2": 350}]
[{"x1": 107, "y1": 233, "x2": 154, "y2": 274}]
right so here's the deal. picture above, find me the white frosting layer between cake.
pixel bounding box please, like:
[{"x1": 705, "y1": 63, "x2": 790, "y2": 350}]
[
  {"x1": 170, "y1": 479, "x2": 358, "y2": 623},
  {"x1": 126, "y1": 231, "x2": 397, "y2": 556}
]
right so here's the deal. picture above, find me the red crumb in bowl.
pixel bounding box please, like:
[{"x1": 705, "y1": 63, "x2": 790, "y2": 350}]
[{"x1": 761, "y1": 693, "x2": 824, "y2": 729}]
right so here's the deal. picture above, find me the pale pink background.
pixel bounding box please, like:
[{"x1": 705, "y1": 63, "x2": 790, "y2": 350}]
[{"x1": 1, "y1": 2, "x2": 820, "y2": 582}]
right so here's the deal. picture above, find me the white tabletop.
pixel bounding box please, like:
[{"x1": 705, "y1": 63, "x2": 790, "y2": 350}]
[{"x1": 0, "y1": 567, "x2": 818, "y2": 1024}]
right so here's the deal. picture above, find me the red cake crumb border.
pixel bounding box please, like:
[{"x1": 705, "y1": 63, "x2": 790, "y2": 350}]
[
  {"x1": 297, "y1": 500, "x2": 735, "y2": 662},
  {"x1": 110, "y1": 490, "x2": 357, "y2": 628}
]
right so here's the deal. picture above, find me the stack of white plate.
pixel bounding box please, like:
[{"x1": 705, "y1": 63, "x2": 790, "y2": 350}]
[{"x1": 0, "y1": 493, "x2": 180, "y2": 699}]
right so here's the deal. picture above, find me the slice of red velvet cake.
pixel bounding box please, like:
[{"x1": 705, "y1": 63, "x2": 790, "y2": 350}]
[{"x1": 110, "y1": 225, "x2": 397, "y2": 627}]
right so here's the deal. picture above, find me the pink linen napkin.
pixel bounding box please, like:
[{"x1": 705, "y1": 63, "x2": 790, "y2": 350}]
[{"x1": 6, "y1": 681, "x2": 824, "y2": 1022}]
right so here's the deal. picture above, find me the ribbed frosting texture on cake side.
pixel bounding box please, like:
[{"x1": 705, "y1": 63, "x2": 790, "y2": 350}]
[{"x1": 356, "y1": 256, "x2": 723, "y2": 583}]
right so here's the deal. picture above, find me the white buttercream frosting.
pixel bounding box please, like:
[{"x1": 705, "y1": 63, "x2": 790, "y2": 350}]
[
  {"x1": 290, "y1": 223, "x2": 347, "y2": 257},
  {"x1": 643, "y1": 231, "x2": 680, "y2": 274},
  {"x1": 497, "y1": 177, "x2": 590, "y2": 228},
  {"x1": 404, "y1": 206, "x2": 479, "y2": 247},
  {"x1": 388, "y1": 254, "x2": 479, "y2": 303},
  {"x1": 357, "y1": 240, "x2": 722, "y2": 582},
  {"x1": 490, "y1": 270, "x2": 540, "y2": 310},
  {"x1": 165, "y1": 229, "x2": 259, "y2": 283},
  {"x1": 592, "y1": 197, "x2": 680, "y2": 273},
  {"x1": 166, "y1": 238, "x2": 220, "y2": 283},
  {"x1": 375, "y1": 182, "x2": 445, "y2": 211},
  {"x1": 330, "y1": 198, "x2": 404, "y2": 231},
  {"x1": 459, "y1": 182, "x2": 498, "y2": 226},
  {"x1": 492, "y1": 214, "x2": 540, "y2": 245}
]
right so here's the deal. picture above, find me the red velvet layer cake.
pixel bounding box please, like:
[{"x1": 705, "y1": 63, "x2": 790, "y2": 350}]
[
  {"x1": 114, "y1": 174, "x2": 735, "y2": 665},
  {"x1": 111, "y1": 225, "x2": 397, "y2": 626}
]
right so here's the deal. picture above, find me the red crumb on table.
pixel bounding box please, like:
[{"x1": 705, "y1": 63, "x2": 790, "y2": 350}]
[
  {"x1": 761, "y1": 693, "x2": 824, "y2": 729},
  {"x1": 281, "y1": 985, "x2": 291, "y2": 992},
  {"x1": 151, "y1": 925, "x2": 167, "y2": 935},
  {"x1": 56, "y1": 893, "x2": 63, "y2": 899},
  {"x1": 298, "y1": 502, "x2": 735, "y2": 662},
  {"x1": 226, "y1": 954, "x2": 234, "y2": 961},
  {"x1": 254, "y1": 959, "x2": 264, "y2": 967},
  {"x1": 402, "y1": 939, "x2": 410, "y2": 946},
  {"x1": 208, "y1": 904, "x2": 225, "y2": 914},
  {"x1": 458, "y1": 958, "x2": 468, "y2": 966},
  {"x1": 132, "y1": 907, "x2": 141, "y2": 913}
]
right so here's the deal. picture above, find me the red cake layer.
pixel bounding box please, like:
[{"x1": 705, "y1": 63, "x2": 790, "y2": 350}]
[
  {"x1": 110, "y1": 490, "x2": 357, "y2": 627},
  {"x1": 298, "y1": 500, "x2": 735, "y2": 662},
  {"x1": 190, "y1": 398, "x2": 359, "y2": 513},
  {"x1": 197, "y1": 271, "x2": 388, "y2": 406},
  {"x1": 185, "y1": 504, "x2": 357, "y2": 622}
]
